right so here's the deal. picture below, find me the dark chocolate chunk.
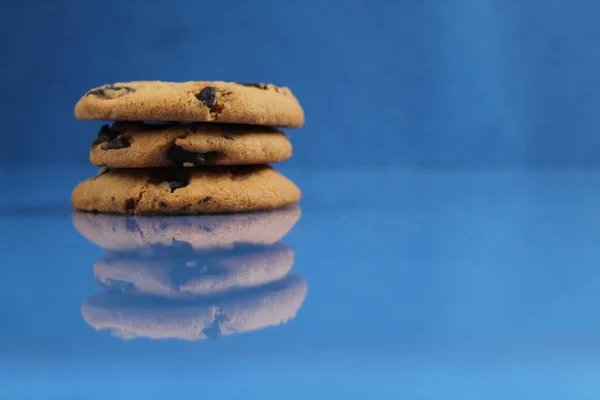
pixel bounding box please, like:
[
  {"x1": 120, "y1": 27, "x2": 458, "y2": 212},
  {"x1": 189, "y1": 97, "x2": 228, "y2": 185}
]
[
  {"x1": 92, "y1": 125, "x2": 130, "y2": 150},
  {"x1": 167, "y1": 145, "x2": 224, "y2": 166},
  {"x1": 222, "y1": 135, "x2": 234, "y2": 141},
  {"x1": 91, "y1": 125, "x2": 119, "y2": 148},
  {"x1": 125, "y1": 198, "x2": 137, "y2": 212},
  {"x1": 105, "y1": 135, "x2": 131, "y2": 150},
  {"x1": 196, "y1": 86, "x2": 217, "y2": 108},
  {"x1": 86, "y1": 87, "x2": 107, "y2": 97},
  {"x1": 199, "y1": 196, "x2": 212, "y2": 204},
  {"x1": 159, "y1": 201, "x2": 168, "y2": 208},
  {"x1": 168, "y1": 180, "x2": 188, "y2": 193},
  {"x1": 212, "y1": 102, "x2": 224, "y2": 115},
  {"x1": 149, "y1": 171, "x2": 191, "y2": 193},
  {"x1": 86, "y1": 84, "x2": 135, "y2": 99}
]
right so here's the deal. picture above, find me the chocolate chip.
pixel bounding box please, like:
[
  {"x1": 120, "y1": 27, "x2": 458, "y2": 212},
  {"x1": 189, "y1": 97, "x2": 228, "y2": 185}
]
[
  {"x1": 91, "y1": 125, "x2": 119, "y2": 148},
  {"x1": 92, "y1": 125, "x2": 130, "y2": 150},
  {"x1": 169, "y1": 180, "x2": 188, "y2": 193},
  {"x1": 86, "y1": 84, "x2": 135, "y2": 99},
  {"x1": 196, "y1": 86, "x2": 217, "y2": 108},
  {"x1": 159, "y1": 201, "x2": 168, "y2": 208},
  {"x1": 111, "y1": 196, "x2": 116, "y2": 202},
  {"x1": 222, "y1": 135, "x2": 234, "y2": 141},
  {"x1": 199, "y1": 196, "x2": 212, "y2": 204},
  {"x1": 167, "y1": 145, "x2": 224, "y2": 166},
  {"x1": 87, "y1": 87, "x2": 107, "y2": 97},
  {"x1": 211, "y1": 103, "x2": 224, "y2": 116},
  {"x1": 125, "y1": 198, "x2": 137, "y2": 212},
  {"x1": 105, "y1": 135, "x2": 130, "y2": 150},
  {"x1": 148, "y1": 171, "x2": 191, "y2": 193}
]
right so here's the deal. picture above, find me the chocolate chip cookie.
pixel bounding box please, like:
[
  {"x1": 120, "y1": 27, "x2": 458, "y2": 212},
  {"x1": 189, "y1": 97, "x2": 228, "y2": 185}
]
[
  {"x1": 71, "y1": 166, "x2": 301, "y2": 215},
  {"x1": 74, "y1": 81, "x2": 305, "y2": 128},
  {"x1": 89, "y1": 122, "x2": 292, "y2": 168}
]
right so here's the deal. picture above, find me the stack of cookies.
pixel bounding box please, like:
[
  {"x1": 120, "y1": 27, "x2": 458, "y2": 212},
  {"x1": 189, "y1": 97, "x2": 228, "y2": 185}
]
[{"x1": 71, "y1": 81, "x2": 304, "y2": 215}]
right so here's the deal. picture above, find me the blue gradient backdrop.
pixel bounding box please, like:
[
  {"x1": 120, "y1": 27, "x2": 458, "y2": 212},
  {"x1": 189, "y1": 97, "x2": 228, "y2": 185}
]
[{"x1": 1, "y1": 0, "x2": 599, "y2": 167}]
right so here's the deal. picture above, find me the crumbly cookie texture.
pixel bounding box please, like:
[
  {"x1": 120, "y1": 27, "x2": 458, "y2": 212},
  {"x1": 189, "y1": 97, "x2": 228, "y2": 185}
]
[
  {"x1": 71, "y1": 166, "x2": 301, "y2": 215},
  {"x1": 89, "y1": 122, "x2": 292, "y2": 168},
  {"x1": 74, "y1": 81, "x2": 305, "y2": 128},
  {"x1": 71, "y1": 206, "x2": 301, "y2": 251}
]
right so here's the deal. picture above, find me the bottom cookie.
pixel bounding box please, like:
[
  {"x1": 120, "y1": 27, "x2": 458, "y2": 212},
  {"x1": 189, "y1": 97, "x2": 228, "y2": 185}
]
[{"x1": 71, "y1": 166, "x2": 301, "y2": 215}]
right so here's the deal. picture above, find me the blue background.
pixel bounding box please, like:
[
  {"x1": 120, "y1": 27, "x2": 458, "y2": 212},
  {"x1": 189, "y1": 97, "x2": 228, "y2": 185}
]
[
  {"x1": 3, "y1": 1, "x2": 600, "y2": 398},
  {"x1": 2, "y1": 0, "x2": 600, "y2": 167}
]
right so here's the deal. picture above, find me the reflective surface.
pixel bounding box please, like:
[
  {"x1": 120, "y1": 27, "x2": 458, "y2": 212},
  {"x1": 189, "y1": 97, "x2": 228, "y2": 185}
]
[
  {"x1": 77, "y1": 208, "x2": 306, "y2": 341},
  {"x1": 2, "y1": 167, "x2": 600, "y2": 398}
]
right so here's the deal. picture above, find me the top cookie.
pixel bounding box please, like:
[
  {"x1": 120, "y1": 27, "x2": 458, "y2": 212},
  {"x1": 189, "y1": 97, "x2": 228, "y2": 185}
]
[{"x1": 74, "y1": 81, "x2": 305, "y2": 128}]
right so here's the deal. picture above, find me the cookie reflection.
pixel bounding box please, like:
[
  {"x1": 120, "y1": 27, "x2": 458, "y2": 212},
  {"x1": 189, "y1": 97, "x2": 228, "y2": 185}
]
[
  {"x1": 94, "y1": 243, "x2": 295, "y2": 298},
  {"x1": 73, "y1": 207, "x2": 306, "y2": 341},
  {"x1": 72, "y1": 205, "x2": 301, "y2": 251}
]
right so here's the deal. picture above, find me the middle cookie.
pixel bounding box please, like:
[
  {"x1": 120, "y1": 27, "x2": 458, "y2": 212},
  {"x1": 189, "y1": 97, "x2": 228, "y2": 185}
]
[{"x1": 89, "y1": 122, "x2": 292, "y2": 168}]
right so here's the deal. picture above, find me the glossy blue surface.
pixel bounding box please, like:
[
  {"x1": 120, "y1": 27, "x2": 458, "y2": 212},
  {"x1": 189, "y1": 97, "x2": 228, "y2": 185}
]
[{"x1": 2, "y1": 166, "x2": 600, "y2": 398}]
